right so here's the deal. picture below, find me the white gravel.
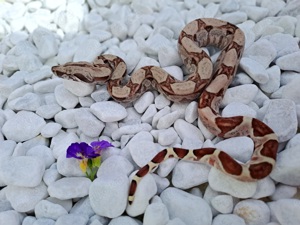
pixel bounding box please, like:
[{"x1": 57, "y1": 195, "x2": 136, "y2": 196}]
[{"x1": 0, "y1": 0, "x2": 300, "y2": 224}]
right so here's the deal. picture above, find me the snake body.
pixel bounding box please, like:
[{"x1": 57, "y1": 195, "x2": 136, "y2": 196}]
[{"x1": 52, "y1": 18, "x2": 279, "y2": 205}]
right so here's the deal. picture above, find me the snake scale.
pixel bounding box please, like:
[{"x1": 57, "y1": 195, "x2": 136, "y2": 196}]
[{"x1": 52, "y1": 18, "x2": 279, "y2": 205}]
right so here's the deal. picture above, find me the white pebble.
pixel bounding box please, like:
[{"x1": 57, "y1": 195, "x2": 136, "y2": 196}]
[
  {"x1": 55, "y1": 214, "x2": 88, "y2": 225},
  {"x1": 157, "y1": 128, "x2": 178, "y2": 146},
  {"x1": 155, "y1": 94, "x2": 171, "y2": 110},
  {"x1": 24, "y1": 67, "x2": 52, "y2": 84},
  {"x1": 110, "y1": 21, "x2": 128, "y2": 41},
  {"x1": 251, "y1": 177, "x2": 276, "y2": 199},
  {"x1": 263, "y1": 99, "x2": 297, "y2": 142},
  {"x1": 63, "y1": 79, "x2": 95, "y2": 97},
  {"x1": 241, "y1": 6, "x2": 269, "y2": 22},
  {"x1": 108, "y1": 216, "x2": 140, "y2": 225},
  {"x1": 261, "y1": 0, "x2": 286, "y2": 16},
  {"x1": 129, "y1": 140, "x2": 160, "y2": 167},
  {"x1": 91, "y1": 101, "x2": 127, "y2": 122},
  {"x1": 270, "y1": 145, "x2": 300, "y2": 186},
  {"x1": 74, "y1": 108, "x2": 105, "y2": 137},
  {"x1": 48, "y1": 177, "x2": 91, "y2": 200},
  {"x1": 234, "y1": 199, "x2": 270, "y2": 225},
  {"x1": 212, "y1": 214, "x2": 246, "y2": 225},
  {"x1": 111, "y1": 123, "x2": 152, "y2": 141},
  {"x1": 208, "y1": 168, "x2": 257, "y2": 198},
  {"x1": 172, "y1": 160, "x2": 210, "y2": 189},
  {"x1": 54, "y1": 109, "x2": 77, "y2": 129},
  {"x1": 157, "y1": 111, "x2": 181, "y2": 130},
  {"x1": 143, "y1": 202, "x2": 169, "y2": 225},
  {"x1": 276, "y1": 51, "x2": 300, "y2": 72},
  {"x1": 268, "y1": 199, "x2": 300, "y2": 225},
  {"x1": 55, "y1": 84, "x2": 79, "y2": 109},
  {"x1": 218, "y1": 11, "x2": 248, "y2": 24},
  {"x1": 33, "y1": 79, "x2": 62, "y2": 93},
  {"x1": 158, "y1": 46, "x2": 182, "y2": 67},
  {"x1": 185, "y1": 101, "x2": 198, "y2": 123},
  {"x1": 259, "y1": 65, "x2": 281, "y2": 93},
  {"x1": 35, "y1": 200, "x2": 68, "y2": 220},
  {"x1": 0, "y1": 71, "x2": 25, "y2": 98},
  {"x1": 26, "y1": 145, "x2": 55, "y2": 169},
  {"x1": 163, "y1": 66, "x2": 184, "y2": 81},
  {"x1": 211, "y1": 195, "x2": 234, "y2": 214},
  {"x1": 41, "y1": 122, "x2": 62, "y2": 138},
  {"x1": 270, "y1": 184, "x2": 298, "y2": 200},
  {"x1": 160, "y1": 187, "x2": 212, "y2": 225},
  {"x1": 240, "y1": 57, "x2": 269, "y2": 84},
  {"x1": 134, "y1": 91, "x2": 154, "y2": 113},
  {"x1": 0, "y1": 155, "x2": 45, "y2": 187},
  {"x1": 222, "y1": 102, "x2": 257, "y2": 118},
  {"x1": 73, "y1": 39, "x2": 103, "y2": 62},
  {"x1": 221, "y1": 84, "x2": 258, "y2": 107},
  {"x1": 152, "y1": 106, "x2": 171, "y2": 128},
  {"x1": 32, "y1": 27, "x2": 58, "y2": 59},
  {"x1": 5, "y1": 182, "x2": 47, "y2": 212},
  {"x1": 36, "y1": 104, "x2": 62, "y2": 119},
  {"x1": 141, "y1": 104, "x2": 157, "y2": 123},
  {"x1": 126, "y1": 173, "x2": 157, "y2": 217},
  {"x1": 10, "y1": 92, "x2": 42, "y2": 111},
  {"x1": 174, "y1": 119, "x2": 204, "y2": 142},
  {"x1": 244, "y1": 39, "x2": 277, "y2": 68}
]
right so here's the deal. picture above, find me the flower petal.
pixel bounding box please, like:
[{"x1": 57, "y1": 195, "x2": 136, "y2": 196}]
[
  {"x1": 79, "y1": 160, "x2": 87, "y2": 173},
  {"x1": 91, "y1": 140, "x2": 113, "y2": 153},
  {"x1": 66, "y1": 143, "x2": 84, "y2": 159}
]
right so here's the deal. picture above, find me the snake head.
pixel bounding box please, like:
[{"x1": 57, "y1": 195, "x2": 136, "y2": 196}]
[{"x1": 51, "y1": 62, "x2": 113, "y2": 84}]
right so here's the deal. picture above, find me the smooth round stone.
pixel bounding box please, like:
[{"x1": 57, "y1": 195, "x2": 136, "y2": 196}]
[
  {"x1": 141, "y1": 104, "x2": 157, "y2": 123},
  {"x1": 0, "y1": 210, "x2": 24, "y2": 225},
  {"x1": 172, "y1": 160, "x2": 210, "y2": 189},
  {"x1": 40, "y1": 122, "x2": 62, "y2": 138},
  {"x1": 54, "y1": 109, "x2": 77, "y2": 129},
  {"x1": 221, "y1": 84, "x2": 258, "y2": 107},
  {"x1": 280, "y1": 77, "x2": 300, "y2": 105},
  {"x1": 270, "y1": 184, "x2": 298, "y2": 201},
  {"x1": 208, "y1": 168, "x2": 257, "y2": 199},
  {"x1": 97, "y1": 155, "x2": 134, "y2": 177},
  {"x1": 32, "y1": 27, "x2": 58, "y2": 59},
  {"x1": 54, "y1": 84, "x2": 79, "y2": 109},
  {"x1": 128, "y1": 140, "x2": 160, "y2": 167},
  {"x1": 0, "y1": 156, "x2": 45, "y2": 187},
  {"x1": 126, "y1": 174, "x2": 157, "y2": 217},
  {"x1": 263, "y1": 99, "x2": 297, "y2": 142},
  {"x1": 240, "y1": 57, "x2": 269, "y2": 84},
  {"x1": 55, "y1": 214, "x2": 89, "y2": 225},
  {"x1": 6, "y1": 182, "x2": 48, "y2": 212},
  {"x1": 240, "y1": 5, "x2": 269, "y2": 22},
  {"x1": 155, "y1": 94, "x2": 171, "y2": 110},
  {"x1": 152, "y1": 106, "x2": 171, "y2": 128},
  {"x1": 157, "y1": 111, "x2": 181, "y2": 130},
  {"x1": 270, "y1": 145, "x2": 300, "y2": 186},
  {"x1": 222, "y1": 102, "x2": 257, "y2": 118},
  {"x1": 10, "y1": 92, "x2": 42, "y2": 111},
  {"x1": 158, "y1": 47, "x2": 182, "y2": 67},
  {"x1": 0, "y1": 140, "x2": 16, "y2": 157},
  {"x1": 91, "y1": 101, "x2": 127, "y2": 122},
  {"x1": 143, "y1": 202, "x2": 169, "y2": 225},
  {"x1": 2, "y1": 111, "x2": 46, "y2": 142},
  {"x1": 36, "y1": 104, "x2": 62, "y2": 119},
  {"x1": 259, "y1": 65, "x2": 281, "y2": 94},
  {"x1": 111, "y1": 123, "x2": 152, "y2": 141},
  {"x1": 211, "y1": 195, "x2": 234, "y2": 214},
  {"x1": 212, "y1": 214, "x2": 246, "y2": 225},
  {"x1": 174, "y1": 119, "x2": 204, "y2": 142},
  {"x1": 276, "y1": 51, "x2": 300, "y2": 72},
  {"x1": 185, "y1": 101, "x2": 198, "y2": 123},
  {"x1": 43, "y1": 168, "x2": 62, "y2": 187},
  {"x1": 26, "y1": 145, "x2": 55, "y2": 169},
  {"x1": 160, "y1": 187, "x2": 212, "y2": 225},
  {"x1": 89, "y1": 173, "x2": 129, "y2": 218},
  {"x1": 268, "y1": 199, "x2": 300, "y2": 225},
  {"x1": 234, "y1": 200, "x2": 270, "y2": 225},
  {"x1": 244, "y1": 39, "x2": 277, "y2": 68},
  {"x1": 63, "y1": 79, "x2": 95, "y2": 97},
  {"x1": 48, "y1": 177, "x2": 91, "y2": 200},
  {"x1": 134, "y1": 91, "x2": 154, "y2": 114},
  {"x1": 157, "y1": 128, "x2": 178, "y2": 146},
  {"x1": 35, "y1": 200, "x2": 68, "y2": 220},
  {"x1": 108, "y1": 216, "x2": 140, "y2": 225},
  {"x1": 74, "y1": 108, "x2": 105, "y2": 137},
  {"x1": 251, "y1": 177, "x2": 276, "y2": 199}
]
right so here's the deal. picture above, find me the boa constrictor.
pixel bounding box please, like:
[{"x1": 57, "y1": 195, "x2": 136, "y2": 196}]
[{"x1": 52, "y1": 18, "x2": 279, "y2": 205}]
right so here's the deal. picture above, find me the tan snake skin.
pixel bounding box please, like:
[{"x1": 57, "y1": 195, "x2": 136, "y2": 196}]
[{"x1": 52, "y1": 18, "x2": 279, "y2": 205}]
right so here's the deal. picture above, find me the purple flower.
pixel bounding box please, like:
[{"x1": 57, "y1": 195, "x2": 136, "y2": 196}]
[
  {"x1": 91, "y1": 140, "x2": 113, "y2": 154},
  {"x1": 66, "y1": 142, "x2": 100, "y2": 159}
]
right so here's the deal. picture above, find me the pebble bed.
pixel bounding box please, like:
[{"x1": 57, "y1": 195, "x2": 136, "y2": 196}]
[{"x1": 0, "y1": 0, "x2": 300, "y2": 225}]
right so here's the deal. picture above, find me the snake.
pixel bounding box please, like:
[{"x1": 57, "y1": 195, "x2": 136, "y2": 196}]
[{"x1": 52, "y1": 18, "x2": 279, "y2": 205}]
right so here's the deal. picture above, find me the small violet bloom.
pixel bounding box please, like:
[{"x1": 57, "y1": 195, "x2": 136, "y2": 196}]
[{"x1": 66, "y1": 140, "x2": 113, "y2": 180}]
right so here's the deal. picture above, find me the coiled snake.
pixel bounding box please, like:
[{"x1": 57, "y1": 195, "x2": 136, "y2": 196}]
[{"x1": 52, "y1": 18, "x2": 279, "y2": 205}]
